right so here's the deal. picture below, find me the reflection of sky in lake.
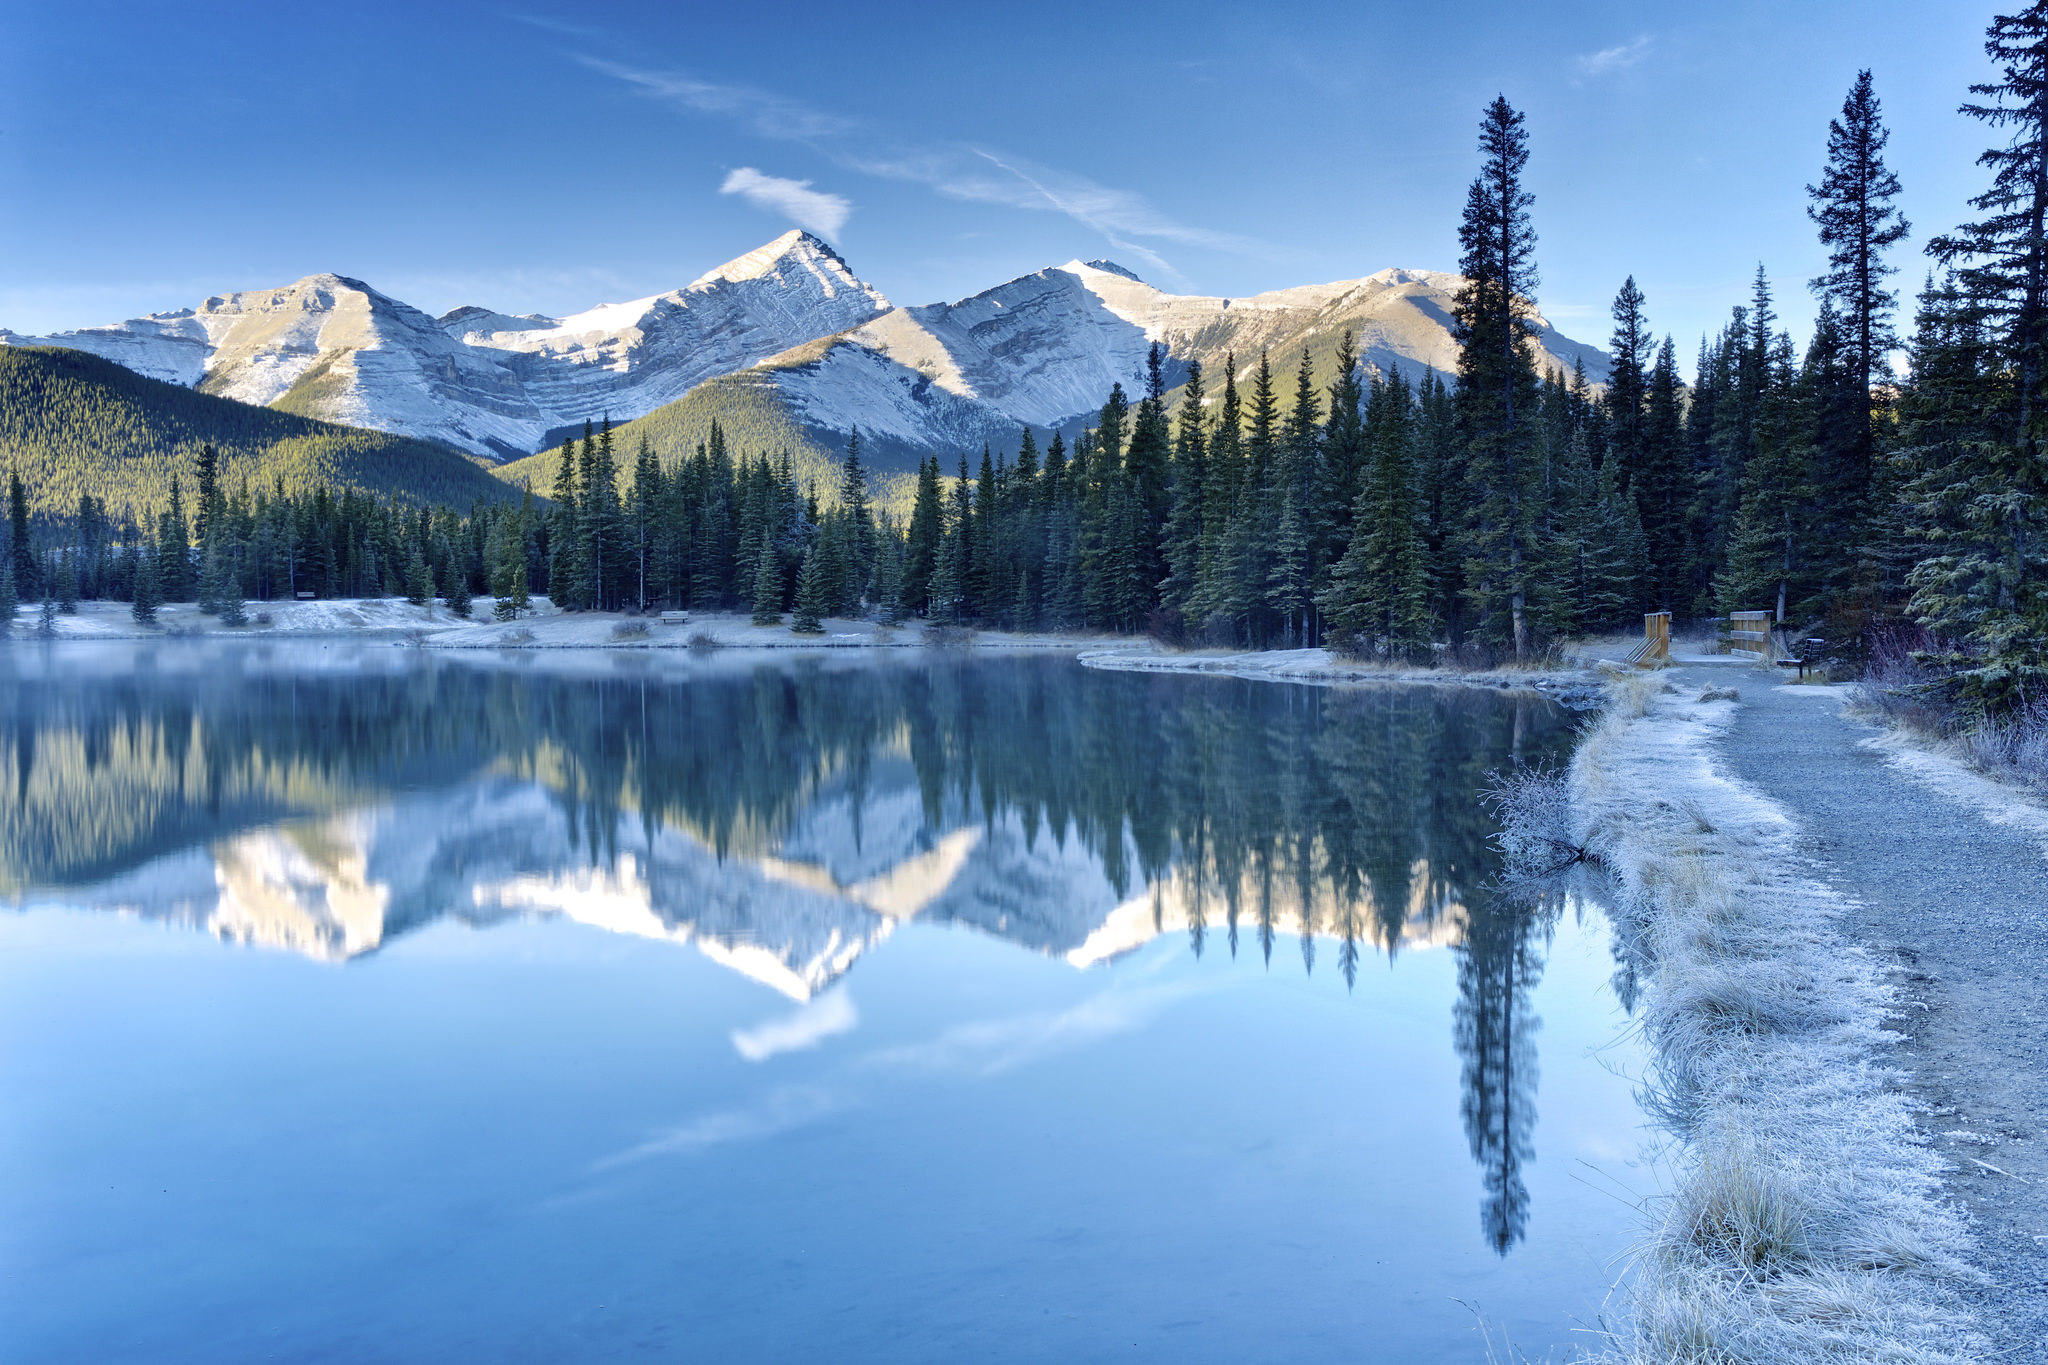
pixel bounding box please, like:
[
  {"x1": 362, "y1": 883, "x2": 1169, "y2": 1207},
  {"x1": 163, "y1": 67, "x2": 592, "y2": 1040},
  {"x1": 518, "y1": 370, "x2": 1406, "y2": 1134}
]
[{"x1": 0, "y1": 645, "x2": 1647, "y2": 1362}]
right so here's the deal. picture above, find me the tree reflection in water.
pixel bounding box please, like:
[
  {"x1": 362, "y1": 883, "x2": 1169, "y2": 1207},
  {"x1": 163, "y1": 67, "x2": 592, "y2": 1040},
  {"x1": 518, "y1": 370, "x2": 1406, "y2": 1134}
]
[{"x1": 0, "y1": 647, "x2": 1576, "y2": 1252}]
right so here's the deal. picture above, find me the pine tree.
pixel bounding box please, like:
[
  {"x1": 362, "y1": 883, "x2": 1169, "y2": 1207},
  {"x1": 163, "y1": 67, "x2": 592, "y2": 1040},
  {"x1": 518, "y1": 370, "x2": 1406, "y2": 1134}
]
[
  {"x1": 1910, "y1": 9, "x2": 2048, "y2": 700},
  {"x1": 1605, "y1": 277, "x2": 1651, "y2": 492},
  {"x1": 1195, "y1": 354, "x2": 1243, "y2": 631},
  {"x1": 1162, "y1": 359, "x2": 1207, "y2": 613},
  {"x1": 1810, "y1": 70, "x2": 1911, "y2": 395},
  {"x1": 1454, "y1": 96, "x2": 1546, "y2": 658},
  {"x1": 1322, "y1": 331, "x2": 1366, "y2": 569},
  {"x1": 494, "y1": 560, "x2": 530, "y2": 621},
  {"x1": 871, "y1": 513, "x2": 906, "y2": 624},
  {"x1": 752, "y1": 536, "x2": 784, "y2": 624},
  {"x1": 0, "y1": 556, "x2": 15, "y2": 634},
  {"x1": 839, "y1": 426, "x2": 874, "y2": 609},
  {"x1": 791, "y1": 545, "x2": 828, "y2": 633},
  {"x1": 901, "y1": 455, "x2": 943, "y2": 617},
  {"x1": 55, "y1": 549, "x2": 77, "y2": 614},
  {"x1": 9, "y1": 468, "x2": 38, "y2": 601},
  {"x1": 194, "y1": 443, "x2": 219, "y2": 545},
  {"x1": 445, "y1": 558, "x2": 473, "y2": 618},
  {"x1": 1640, "y1": 336, "x2": 1688, "y2": 607},
  {"x1": 406, "y1": 545, "x2": 432, "y2": 608},
  {"x1": 1321, "y1": 367, "x2": 1432, "y2": 657},
  {"x1": 198, "y1": 535, "x2": 230, "y2": 616},
  {"x1": 1267, "y1": 348, "x2": 1322, "y2": 644},
  {"x1": 548, "y1": 433, "x2": 580, "y2": 607},
  {"x1": 1720, "y1": 331, "x2": 1806, "y2": 620},
  {"x1": 130, "y1": 543, "x2": 160, "y2": 624},
  {"x1": 217, "y1": 575, "x2": 247, "y2": 626},
  {"x1": 160, "y1": 478, "x2": 193, "y2": 602}
]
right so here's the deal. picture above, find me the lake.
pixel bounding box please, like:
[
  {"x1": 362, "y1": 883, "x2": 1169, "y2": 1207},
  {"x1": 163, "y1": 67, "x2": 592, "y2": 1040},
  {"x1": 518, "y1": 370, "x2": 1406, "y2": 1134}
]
[{"x1": 0, "y1": 643, "x2": 1645, "y2": 1363}]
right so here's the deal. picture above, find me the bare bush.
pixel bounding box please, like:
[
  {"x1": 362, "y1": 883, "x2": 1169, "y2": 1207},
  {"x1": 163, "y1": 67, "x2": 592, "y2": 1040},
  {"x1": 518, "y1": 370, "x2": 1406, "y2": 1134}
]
[
  {"x1": 610, "y1": 621, "x2": 650, "y2": 642},
  {"x1": 921, "y1": 623, "x2": 975, "y2": 647},
  {"x1": 687, "y1": 629, "x2": 719, "y2": 650},
  {"x1": 1483, "y1": 765, "x2": 1588, "y2": 880}
]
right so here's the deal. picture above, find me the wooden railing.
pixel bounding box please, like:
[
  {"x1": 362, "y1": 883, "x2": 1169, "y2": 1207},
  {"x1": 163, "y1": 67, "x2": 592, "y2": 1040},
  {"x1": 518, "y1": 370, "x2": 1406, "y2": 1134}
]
[
  {"x1": 1626, "y1": 611, "x2": 1672, "y2": 668},
  {"x1": 1729, "y1": 610, "x2": 1774, "y2": 660}
]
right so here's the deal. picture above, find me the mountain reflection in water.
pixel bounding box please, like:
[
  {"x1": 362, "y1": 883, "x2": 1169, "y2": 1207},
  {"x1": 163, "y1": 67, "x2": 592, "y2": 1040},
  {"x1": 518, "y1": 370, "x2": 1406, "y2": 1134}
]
[{"x1": 1, "y1": 643, "x2": 1578, "y2": 1256}]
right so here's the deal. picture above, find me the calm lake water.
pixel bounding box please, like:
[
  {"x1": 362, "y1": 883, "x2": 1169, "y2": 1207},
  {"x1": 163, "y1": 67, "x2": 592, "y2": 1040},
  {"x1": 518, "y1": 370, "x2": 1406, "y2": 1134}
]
[{"x1": 0, "y1": 644, "x2": 1645, "y2": 1363}]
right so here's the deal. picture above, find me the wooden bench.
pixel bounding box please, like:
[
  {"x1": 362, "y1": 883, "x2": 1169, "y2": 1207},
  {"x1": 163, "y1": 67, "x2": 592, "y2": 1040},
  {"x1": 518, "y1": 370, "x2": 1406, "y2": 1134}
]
[
  {"x1": 1774, "y1": 638, "x2": 1827, "y2": 680},
  {"x1": 659, "y1": 611, "x2": 690, "y2": 625}
]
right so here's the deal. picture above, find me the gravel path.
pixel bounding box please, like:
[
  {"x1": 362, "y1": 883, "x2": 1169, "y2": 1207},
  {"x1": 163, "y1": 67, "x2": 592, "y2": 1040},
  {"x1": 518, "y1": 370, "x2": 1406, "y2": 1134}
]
[{"x1": 1679, "y1": 662, "x2": 2048, "y2": 1358}]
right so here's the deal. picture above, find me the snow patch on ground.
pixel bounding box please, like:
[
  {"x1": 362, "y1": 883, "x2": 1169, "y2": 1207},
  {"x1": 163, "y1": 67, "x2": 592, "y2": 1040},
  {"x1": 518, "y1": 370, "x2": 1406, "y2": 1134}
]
[
  {"x1": 1077, "y1": 644, "x2": 1599, "y2": 701},
  {"x1": 1860, "y1": 729, "x2": 2048, "y2": 860}
]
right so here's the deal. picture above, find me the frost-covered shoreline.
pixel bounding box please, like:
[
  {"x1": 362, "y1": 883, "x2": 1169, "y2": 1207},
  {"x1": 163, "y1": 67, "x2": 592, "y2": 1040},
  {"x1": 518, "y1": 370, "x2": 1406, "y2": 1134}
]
[
  {"x1": 2, "y1": 598, "x2": 1132, "y2": 653},
  {"x1": 1574, "y1": 674, "x2": 1983, "y2": 1363},
  {"x1": 1076, "y1": 644, "x2": 1605, "y2": 705}
]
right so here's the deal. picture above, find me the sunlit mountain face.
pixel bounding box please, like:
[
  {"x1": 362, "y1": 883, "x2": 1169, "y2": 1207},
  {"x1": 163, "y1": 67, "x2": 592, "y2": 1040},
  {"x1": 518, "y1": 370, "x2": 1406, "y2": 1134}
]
[{"x1": 0, "y1": 644, "x2": 1567, "y2": 1000}]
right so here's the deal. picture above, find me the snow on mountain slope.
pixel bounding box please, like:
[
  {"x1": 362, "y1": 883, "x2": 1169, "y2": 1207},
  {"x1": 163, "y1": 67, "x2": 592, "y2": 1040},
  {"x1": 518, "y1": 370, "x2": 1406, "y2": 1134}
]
[
  {"x1": 2, "y1": 232, "x2": 891, "y2": 461},
  {"x1": 4, "y1": 234, "x2": 1607, "y2": 469},
  {"x1": 716, "y1": 259, "x2": 1610, "y2": 469},
  {"x1": 474, "y1": 232, "x2": 891, "y2": 440}
]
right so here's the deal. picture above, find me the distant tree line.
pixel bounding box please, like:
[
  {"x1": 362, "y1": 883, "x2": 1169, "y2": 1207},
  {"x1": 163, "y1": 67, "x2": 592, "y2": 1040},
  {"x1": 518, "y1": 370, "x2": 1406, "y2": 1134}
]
[{"x1": 7, "y1": 5, "x2": 2047, "y2": 710}]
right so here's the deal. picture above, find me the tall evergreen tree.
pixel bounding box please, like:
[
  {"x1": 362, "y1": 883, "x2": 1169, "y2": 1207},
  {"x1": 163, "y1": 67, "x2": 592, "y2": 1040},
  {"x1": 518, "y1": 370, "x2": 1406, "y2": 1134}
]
[
  {"x1": 1321, "y1": 368, "x2": 1431, "y2": 657},
  {"x1": 1163, "y1": 359, "x2": 1208, "y2": 613},
  {"x1": 901, "y1": 455, "x2": 944, "y2": 617},
  {"x1": 1605, "y1": 277, "x2": 1652, "y2": 489},
  {"x1": 1810, "y1": 70, "x2": 1912, "y2": 394},
  {"x1": 130, "y1": 542, "x2": 160, "y2": 624},
  {"x1": 791, "y1": 544, "x2": 827, "y2": 633},
  {"x1": 752, "y1": 536, "x2": 784, "y2": 624},
  {"x1": 1454, "y1": 96, "x2": 1545, "y2": 657},
  {"x1": 1915, "y1": 6, "x2": 2048, "y2": 698}
]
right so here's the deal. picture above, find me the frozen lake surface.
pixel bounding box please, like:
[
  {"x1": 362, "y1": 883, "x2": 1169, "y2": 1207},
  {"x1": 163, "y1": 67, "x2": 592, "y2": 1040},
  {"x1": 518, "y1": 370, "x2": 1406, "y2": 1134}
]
[{"x1": 0, "y1": 644, "x2": 1646, "y2": 1363}]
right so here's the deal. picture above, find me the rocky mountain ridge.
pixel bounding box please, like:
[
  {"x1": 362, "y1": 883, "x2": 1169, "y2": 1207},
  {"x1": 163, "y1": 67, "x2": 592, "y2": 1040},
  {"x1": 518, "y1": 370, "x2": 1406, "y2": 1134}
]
[{"x1": 5, "y1": 232, "x2": 1609, "y2": 470}]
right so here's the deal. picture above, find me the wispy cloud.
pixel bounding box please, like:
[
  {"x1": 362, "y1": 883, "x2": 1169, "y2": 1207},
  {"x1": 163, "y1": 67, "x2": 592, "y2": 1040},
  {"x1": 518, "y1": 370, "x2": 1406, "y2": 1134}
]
[
  {"x1": 593, "y1": 1085, "x2": 843, "y2": 1169},
  {"x1": 1575, "y1": 37, "x2": 1652, "y2": 77},
  {"x1": 719, "y1": 167, "x2": 852, "y2": 240},
  {"x1": 861, "y1": 983, "x2": 1197, "y2": 1078},
  {"x1": 590, "y1": 982, "x2": 1198, "y2": 1173},
  {"x1": 731, "y1": 989, "x2": 859, "y2": 1061},
  {"x1": 579, "y1": 57, "x2": 853, "y2": 142},
  {"x1": 576, "y1": 57, "x2": 1255, "y2": 278}
]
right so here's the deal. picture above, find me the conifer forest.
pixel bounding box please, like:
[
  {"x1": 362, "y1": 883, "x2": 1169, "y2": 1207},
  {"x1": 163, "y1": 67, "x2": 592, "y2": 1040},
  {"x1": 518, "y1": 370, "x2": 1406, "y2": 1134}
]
[{"x1": 5, "y1": 13, "x2": 2046, "y2": 721}]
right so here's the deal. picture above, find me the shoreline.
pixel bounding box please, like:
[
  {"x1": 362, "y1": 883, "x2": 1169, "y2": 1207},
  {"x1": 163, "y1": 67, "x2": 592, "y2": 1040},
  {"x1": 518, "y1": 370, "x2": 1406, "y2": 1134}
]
[
  {"x1": 0, "y1": 598, "x2": 1137, "y2": 653},
  {"x1": 1076, "y1": 644, "x2": 1607, "y2": 706},
  {"x1": 1572, "y1": 669, "x2": 1982, "y2": 1363}
]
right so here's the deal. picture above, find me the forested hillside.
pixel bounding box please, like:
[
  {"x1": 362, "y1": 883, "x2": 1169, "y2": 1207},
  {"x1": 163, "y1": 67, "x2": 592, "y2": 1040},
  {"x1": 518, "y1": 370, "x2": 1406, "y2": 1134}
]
[
  {"x1": 0, "y1": 346, "x2": 518, "y2": 516},
  {"x1": 499, "y1": 369, "x2": 918, "y2": 514}
]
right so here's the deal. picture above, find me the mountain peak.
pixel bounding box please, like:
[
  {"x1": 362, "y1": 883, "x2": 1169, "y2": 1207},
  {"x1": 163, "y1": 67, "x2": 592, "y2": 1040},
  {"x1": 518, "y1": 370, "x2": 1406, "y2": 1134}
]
[
  {"x1": 693, "y1": 230, "x2": 858, "y2": 290},
  {"x1": 1060, "y1": 259, "x2": 1145, "y2": 284}
]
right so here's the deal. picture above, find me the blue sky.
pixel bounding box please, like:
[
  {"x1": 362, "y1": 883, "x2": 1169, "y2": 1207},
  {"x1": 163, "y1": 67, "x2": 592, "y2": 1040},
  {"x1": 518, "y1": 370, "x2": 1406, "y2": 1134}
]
[{"x1": 0, "y1": 1, "x2": 1999, "y2": 371}]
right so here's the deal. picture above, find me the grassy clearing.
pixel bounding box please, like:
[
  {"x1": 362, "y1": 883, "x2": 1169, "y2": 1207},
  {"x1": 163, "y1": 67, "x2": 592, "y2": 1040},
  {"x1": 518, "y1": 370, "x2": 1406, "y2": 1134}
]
[{"x1": 1571, "y1": 674, "x2": 1983, "y2": 1363}]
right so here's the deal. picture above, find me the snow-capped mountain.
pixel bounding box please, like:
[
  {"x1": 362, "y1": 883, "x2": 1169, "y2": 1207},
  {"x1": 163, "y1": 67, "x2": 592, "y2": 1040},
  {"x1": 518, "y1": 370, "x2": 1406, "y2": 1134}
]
[
  {"x1": 3, "y1": 234, "x2": 1607, "y2": 468},
  {"x1": 60, "y1": 756, "x2": 1472, "y2": 997},
  {"x1": 2, "y1": 232, "x2": 891, "y2": 460},
  {"x1": 754, "y1": 260, "x2": 1610, "y2": 463}
]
